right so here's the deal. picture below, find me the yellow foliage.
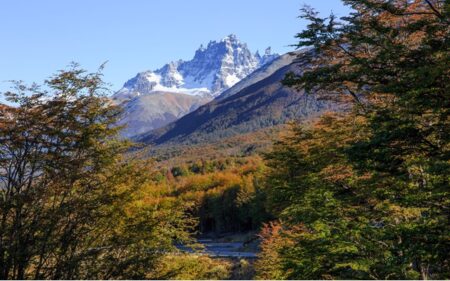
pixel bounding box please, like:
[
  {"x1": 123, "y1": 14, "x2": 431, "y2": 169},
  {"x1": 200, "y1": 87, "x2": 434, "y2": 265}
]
[{"x1": 148, "y1": 254, "x2": 232, "y2": 280}]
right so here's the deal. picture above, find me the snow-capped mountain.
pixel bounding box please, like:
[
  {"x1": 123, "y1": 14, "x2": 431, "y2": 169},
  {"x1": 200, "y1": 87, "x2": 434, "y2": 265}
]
[
  {"x1": 137, "y1": 49, "x2": 340, "y2": 145},
  {"x1": 114, "y1": 34, "x2": 279, "y2": 101}
]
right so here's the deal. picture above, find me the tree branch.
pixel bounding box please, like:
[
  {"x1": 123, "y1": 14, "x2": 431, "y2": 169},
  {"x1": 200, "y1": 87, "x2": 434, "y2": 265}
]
[{"x1": 424, "y1": 0, "x2": 445, "y2": 19}]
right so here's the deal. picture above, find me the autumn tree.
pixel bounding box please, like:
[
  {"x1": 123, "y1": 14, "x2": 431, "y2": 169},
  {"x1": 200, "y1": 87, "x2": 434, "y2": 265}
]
[{"x1": 0, "y1": 65, "x2": 192, "y2": 279}]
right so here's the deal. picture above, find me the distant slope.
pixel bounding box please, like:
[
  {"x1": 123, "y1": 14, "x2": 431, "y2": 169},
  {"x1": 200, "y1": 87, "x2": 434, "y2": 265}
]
[
  {"x1": 145, "y1": 125, "x2": 287, "y2": 166},
  {"x1": 137, "y1": 50, "x2": 339, "y2": 145},
  {"x1": 117, "y1": 92, "x2": 211, "y2": 138}
]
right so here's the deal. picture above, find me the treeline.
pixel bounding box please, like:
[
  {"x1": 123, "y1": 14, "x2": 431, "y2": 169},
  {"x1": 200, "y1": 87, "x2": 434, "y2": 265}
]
[{"x1": 161, "y1": 157, "x2": 271, "y2": 234}]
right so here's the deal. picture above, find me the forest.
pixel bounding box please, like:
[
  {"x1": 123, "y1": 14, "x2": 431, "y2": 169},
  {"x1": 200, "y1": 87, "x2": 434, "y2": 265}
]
[{"x1": 0, "y1": 0, "x2": 448, "y2": 279}]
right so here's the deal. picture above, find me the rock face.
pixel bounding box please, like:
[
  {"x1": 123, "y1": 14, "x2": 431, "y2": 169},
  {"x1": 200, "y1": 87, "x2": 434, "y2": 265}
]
[
  {"x1": 215, "y1": 52, "x2": 303, "y2": 101},
  {"x1": 137, "y1": 50, "x2": 341, "y2": 145},
  {"x1": 113, "y1": 34, "x2": 279, "y2": 138}
]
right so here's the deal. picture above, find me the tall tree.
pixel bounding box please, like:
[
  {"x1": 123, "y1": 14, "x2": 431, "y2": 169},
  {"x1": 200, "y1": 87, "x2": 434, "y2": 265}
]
[
  {"x1": 259, "y1": 114, "x2": 391, "y2": 279},
  {"x1": 260, "y1": 0, "x2": 450, "y2": 279}
]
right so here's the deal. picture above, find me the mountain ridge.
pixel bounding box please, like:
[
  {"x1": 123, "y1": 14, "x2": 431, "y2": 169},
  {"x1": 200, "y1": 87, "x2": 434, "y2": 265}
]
[
  {"x1": 112, "y1": 35, "x2": 280, "y2": 138},
  {"x1": 136, "y1": 49, "x2": 340, "y2": 146},
  {"x1": 114, "y1": 34, "x2": 279, "y2": 101}
]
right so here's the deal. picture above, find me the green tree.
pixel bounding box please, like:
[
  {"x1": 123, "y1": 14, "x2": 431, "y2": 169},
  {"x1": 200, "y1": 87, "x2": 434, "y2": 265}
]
[
  {"x1": 268, "y1": 0, "x2": 450, "y2": 279},
  {"x1": 261, "y1": 114, "x2": 390, "y2": 279}
]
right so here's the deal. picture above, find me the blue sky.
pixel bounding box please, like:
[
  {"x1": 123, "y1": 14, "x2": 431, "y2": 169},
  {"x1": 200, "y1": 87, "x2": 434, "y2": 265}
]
[{"x1": 0, "y1": 0, "x2": 349, "y2": 97}]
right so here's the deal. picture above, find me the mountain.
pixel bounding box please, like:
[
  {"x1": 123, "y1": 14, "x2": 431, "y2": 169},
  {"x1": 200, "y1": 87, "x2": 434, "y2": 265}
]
[
  {"x1": 113, "y1": 34, "x2": 279, "y2": 138},
  {"x1": 136, "y1": 50, "x2": 340, "y2": 146},
  {"x1": 114, "y1": 34, "x2": 279, "y2": 101}
]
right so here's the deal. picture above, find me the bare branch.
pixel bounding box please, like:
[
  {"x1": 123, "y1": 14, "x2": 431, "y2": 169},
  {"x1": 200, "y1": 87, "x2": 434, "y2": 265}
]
[{"x1": 424, "y1": 0, "x2": 445, "y2": 19}]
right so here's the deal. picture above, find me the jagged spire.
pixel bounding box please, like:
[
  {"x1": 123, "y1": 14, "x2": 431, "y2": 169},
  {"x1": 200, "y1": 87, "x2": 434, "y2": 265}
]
[{"x1": 222, "y1": 34, "x2": 240, "y2": 44}]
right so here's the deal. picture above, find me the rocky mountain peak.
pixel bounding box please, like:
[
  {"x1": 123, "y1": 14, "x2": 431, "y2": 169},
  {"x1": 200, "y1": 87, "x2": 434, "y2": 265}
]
[
  {"x1": 223, "y1": 33, "x2": 239, "y2": 43},
  {"x1": 114, "y1": 35, "x2": 280, "y2": 101}
]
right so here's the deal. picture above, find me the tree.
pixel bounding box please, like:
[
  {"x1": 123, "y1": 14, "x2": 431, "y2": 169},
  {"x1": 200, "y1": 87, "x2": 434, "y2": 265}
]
[
  {"x1": 254, "y1": 221, "x2": 291, "y2": 280},
  {"x1": 261, "y1": 114, "x2": 393, "y2": 279},
  {"x1": 0, "y1": 65, "x2": 192, "y2": 279},
  {"x1": 270, "y1": 0, "x2": 450, "y2": 279}
]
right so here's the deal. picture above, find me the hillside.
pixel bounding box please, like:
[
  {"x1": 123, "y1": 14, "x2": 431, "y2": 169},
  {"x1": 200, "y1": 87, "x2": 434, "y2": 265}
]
[
  {"x1": 137, "y1": 50, "x2": 339, "y2": 145},
  {"x1": 117, "y1": 92, "x2": 211, "y2": 138}
]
